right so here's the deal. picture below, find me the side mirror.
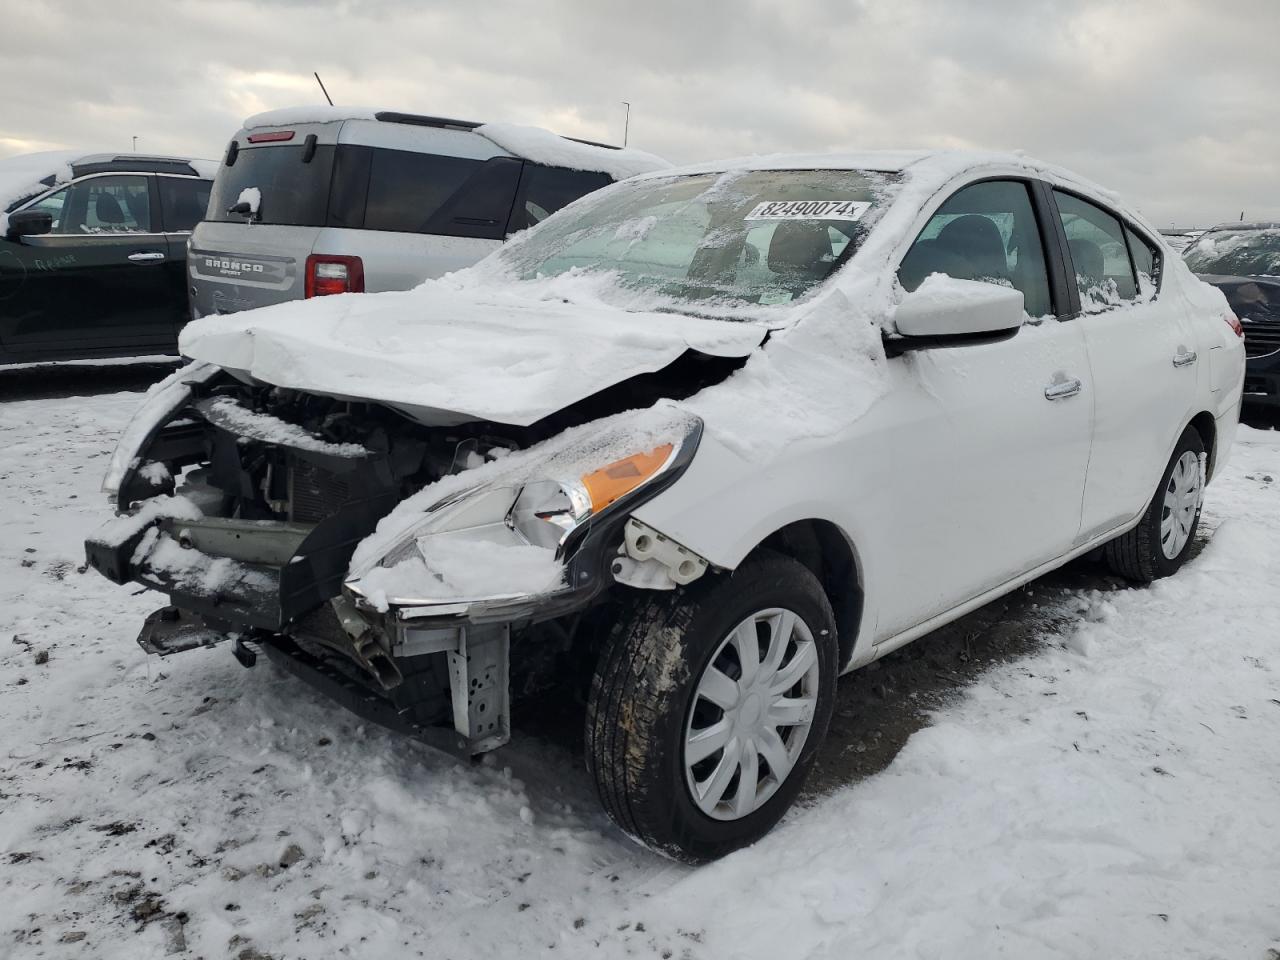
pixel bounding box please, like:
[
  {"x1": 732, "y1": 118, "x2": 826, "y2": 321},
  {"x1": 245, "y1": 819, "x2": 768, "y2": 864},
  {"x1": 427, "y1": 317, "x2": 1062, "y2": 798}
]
[
  {"x1": 6, "y1": 209, "x2": 53, "y2": 239},
  {"x1": 890, "y1": 276, "x2": 1024, "y2": 349}
]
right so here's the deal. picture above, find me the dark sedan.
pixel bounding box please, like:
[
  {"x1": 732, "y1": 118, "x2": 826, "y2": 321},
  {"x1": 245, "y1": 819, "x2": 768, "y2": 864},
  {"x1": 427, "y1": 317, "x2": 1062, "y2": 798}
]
[
  {"x1": 1, "y1": 153, "x2": 213, "y2": 365},
  {"x1": 1184, "y1": 222, "x2": 1280, "y2": 407}
]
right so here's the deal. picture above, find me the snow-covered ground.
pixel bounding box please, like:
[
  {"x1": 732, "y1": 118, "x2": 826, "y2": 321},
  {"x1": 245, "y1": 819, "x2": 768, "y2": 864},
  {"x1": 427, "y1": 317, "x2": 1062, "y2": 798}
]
[{"x1": 1, "y1": 380, "x2": 1278, "y2": 959}]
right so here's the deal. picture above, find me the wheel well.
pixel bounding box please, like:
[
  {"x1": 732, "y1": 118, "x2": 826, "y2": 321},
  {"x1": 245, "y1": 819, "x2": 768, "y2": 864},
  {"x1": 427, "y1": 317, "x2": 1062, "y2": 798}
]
[
  {"x1": 1188, "y1": 411, "x2": 1216, "y2": 479},
  {"x1": 755, "y1": 520, "x2": 861, "y2": 667}
]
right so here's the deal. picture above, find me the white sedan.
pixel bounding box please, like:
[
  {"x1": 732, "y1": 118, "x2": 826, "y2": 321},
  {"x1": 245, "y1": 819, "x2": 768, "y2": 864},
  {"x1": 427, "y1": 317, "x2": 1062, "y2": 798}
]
[{"x1": 89, "y1": 149, "x2": 1246, "y2": 862}]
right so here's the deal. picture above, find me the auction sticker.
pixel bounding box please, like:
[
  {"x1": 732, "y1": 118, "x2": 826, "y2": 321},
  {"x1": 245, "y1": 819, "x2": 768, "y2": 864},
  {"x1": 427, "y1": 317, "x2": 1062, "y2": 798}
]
[{"x1": 745, "y1": 199, "x2": 871, "y2": 222}]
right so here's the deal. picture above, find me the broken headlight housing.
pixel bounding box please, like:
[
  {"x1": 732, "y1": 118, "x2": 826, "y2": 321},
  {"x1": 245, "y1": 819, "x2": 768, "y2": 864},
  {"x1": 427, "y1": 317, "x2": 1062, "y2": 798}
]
[{"x1": 344, "y1": 416, "x2": 702, "y2": 607}]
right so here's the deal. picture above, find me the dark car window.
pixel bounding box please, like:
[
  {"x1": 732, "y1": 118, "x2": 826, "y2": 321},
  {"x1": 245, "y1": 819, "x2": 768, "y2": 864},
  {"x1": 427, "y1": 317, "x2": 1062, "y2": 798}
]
[
  {"x1": 508, "y1": 164, "x2": 612, "y2": 234},
  {"x1": 54, "y1": 175, "x2": 154, "y2": 234},
  {"x1": 898, "y1": 179, "x2": 1053, "y2": 318},
  {"x1": 1184, "y1": 227, "x2": 1280, "y2": 277},
  {"x1": 158, "y1": 177, "x2": 211, "y2": 232},
  {"x1": 362, "y1": 149, "x2": 522, "y2": 240},
  {"x1": 1125, "y1": 224, "x2": 1160, "y2": 296},
  {"x1": 208, "y1": 144, "x2": 336, "y2": 227},
  {"x1": 1054, "y1": 191, "x2": 1138, "y2": 310},
  {"x1": 25, "y1": 186, "x2": 70, "y2": 230}
]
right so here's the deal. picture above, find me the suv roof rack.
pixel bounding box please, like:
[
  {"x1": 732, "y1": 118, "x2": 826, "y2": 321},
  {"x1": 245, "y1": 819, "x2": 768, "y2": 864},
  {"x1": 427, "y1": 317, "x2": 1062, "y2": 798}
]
[
  {"x1": 562, "y1": 135, "x2": 620, "y2": 151},
  {"x1": 374, "y1": 111, "x2": 482, "y2": 131},
  {"x1": 374, "y1": 111, "x2": 621, "y2": 151},
  {"x1": 71, "y1": 156, "x2": 201, "y2": 177}
]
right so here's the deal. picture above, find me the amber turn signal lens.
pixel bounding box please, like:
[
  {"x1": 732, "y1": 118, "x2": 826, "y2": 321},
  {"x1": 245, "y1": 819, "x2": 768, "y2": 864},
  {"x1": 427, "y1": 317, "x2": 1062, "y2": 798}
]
[{"x1": 580, "y1": 444, "x2": 674, "y2": 511}]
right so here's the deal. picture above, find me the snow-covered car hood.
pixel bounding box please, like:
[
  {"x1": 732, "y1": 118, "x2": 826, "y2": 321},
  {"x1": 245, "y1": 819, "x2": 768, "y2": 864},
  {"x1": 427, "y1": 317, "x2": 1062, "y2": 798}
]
[{"x1": 178, "y1": 279, "x2": 768, "y2": 427}]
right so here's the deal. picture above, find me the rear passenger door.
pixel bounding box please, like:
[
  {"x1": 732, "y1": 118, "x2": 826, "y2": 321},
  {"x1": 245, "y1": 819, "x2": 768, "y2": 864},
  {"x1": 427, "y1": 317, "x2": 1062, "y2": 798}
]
[
  {"x1": 1050, "y1": 190, "x2": 1198, "y2": 540},
  {"x1": 5, "y1": 174, "x2": 177, "y2": 350}
]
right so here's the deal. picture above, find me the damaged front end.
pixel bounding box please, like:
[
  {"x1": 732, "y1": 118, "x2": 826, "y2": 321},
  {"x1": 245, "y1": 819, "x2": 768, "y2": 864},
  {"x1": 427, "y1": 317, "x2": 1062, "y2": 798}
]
[{"x1": 85, "y1": 363, "x2": 710, "y2": 755}]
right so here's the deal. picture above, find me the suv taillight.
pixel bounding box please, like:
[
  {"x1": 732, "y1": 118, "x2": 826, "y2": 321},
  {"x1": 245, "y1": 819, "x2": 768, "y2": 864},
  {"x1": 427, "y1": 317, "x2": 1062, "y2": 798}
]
[
  {"x1": 305, "y1": 255, "x2": 364, "y2": 298},
  {"x1": 1224, "y1": 308, "x2": 1244, "y2": 338}
]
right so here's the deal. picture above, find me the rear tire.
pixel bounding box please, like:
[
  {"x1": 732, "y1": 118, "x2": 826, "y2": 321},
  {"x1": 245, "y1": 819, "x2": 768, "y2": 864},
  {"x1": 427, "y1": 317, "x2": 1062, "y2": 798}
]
[
  {"x1": 1104, "y1": 425, "x2": 1205, "y2": 583},
  {"x1": 585, "y1": 551, "x2": 838, "y2": 863}
]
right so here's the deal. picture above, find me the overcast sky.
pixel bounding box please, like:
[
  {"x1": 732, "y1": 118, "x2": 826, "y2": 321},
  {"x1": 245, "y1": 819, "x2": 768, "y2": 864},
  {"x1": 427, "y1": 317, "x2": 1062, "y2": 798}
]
[{"x1": 2, "y1": 0, "x2": 1276, "y2": 226}]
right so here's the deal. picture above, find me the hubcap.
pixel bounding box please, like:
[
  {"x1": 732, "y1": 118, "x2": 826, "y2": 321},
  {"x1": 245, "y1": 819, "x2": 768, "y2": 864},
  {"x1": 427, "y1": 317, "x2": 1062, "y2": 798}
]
[
  {"x1": 683, "y1": 608, "x2": 821, "y2": 821},
  {"x1": 1160, "y1": 450, "x2": 1201, "y2": 560}
]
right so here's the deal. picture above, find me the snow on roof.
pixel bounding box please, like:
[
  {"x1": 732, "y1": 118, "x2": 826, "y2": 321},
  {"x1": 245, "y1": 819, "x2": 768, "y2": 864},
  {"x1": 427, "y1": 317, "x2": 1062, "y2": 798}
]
[
  {"x1": 475, "y1": 122, "x2": 669, "y2": 180},
  {"x1": 0, "y1": 150, "x2": 84, "y2": 231},
  {"x1": 240, "y1": 105, "x2": 669, "y2": 180},
  {"x1": 632, "y1": 148, "x2": 1155, "y2": 238},
  {"x1": 1, "y1": 149, "x2": 217, "y2": 228},
  {"x1": 243, "y1": 105, "x2": 379, "y2": 129}
]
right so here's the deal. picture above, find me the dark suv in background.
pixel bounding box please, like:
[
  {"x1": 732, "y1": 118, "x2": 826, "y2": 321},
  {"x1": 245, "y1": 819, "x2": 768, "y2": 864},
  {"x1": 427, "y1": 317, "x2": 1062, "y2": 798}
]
[
  {"x1": 1, "y1": 153, "x2": 214, "y2": 364},
  {"x1": 1184, "y1": 222, "x2": 1280, "y2": 408}
]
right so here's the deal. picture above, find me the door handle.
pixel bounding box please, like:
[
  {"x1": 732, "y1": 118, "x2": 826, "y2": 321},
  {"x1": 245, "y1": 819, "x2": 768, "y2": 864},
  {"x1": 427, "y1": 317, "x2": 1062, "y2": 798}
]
[
  {"x1": 1172, "y1": 350, "x2": 1197, "y2": 367},
  {"x1": 1044, "y1": 377, "x2": 1083, "y2": 401},
  {"x1": 127, "y1": 251, "x2": 166, "y2": 263}
]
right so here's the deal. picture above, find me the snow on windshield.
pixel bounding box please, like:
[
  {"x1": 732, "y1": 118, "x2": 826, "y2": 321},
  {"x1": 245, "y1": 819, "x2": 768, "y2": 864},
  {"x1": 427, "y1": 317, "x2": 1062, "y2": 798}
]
[
  {"x1": 1184, "y1": 228, "x2": 1280, "y2": 277},
  {"x1": 496, "y1": 168, "x2": 901, "y2": 314}
]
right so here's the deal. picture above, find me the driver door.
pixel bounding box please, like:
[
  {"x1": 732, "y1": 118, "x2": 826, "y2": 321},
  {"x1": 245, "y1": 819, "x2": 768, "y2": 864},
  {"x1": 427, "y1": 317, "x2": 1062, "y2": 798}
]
[
  {"x1": 872, "y1": 178, "x2": 1095, "y2": 639},
  {"x1": 4, "y1": 174, "x2": 177, "y2": 352}
]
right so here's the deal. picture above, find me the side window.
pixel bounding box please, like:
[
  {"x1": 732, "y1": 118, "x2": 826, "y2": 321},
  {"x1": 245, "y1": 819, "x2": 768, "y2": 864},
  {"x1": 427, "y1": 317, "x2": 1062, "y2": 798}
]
[
  {"x1": 25, "y1": 186, "x2": 69, "y2": 231},
  {"x1": 1053, "y1": 191, "x2": 1138, "y2": 311},
  {"x1": 56, "y1": 176, "x2": 153, "y2": 234},
  {"x1": 508, "y1": 165, "x2": 612, "y2": 234},
  {"x1": 898, "y1": 179, "x2": 1053, "y2": 318},
  {"x1": 419, "y1": 157, "x2": 522, "y2": 240},
  {"x1": 1125, "y1": 224, "x2": 1160, "y2": 300},
  {"x1": 158, "y1": 177, "x2": 211, "y2": 232}
]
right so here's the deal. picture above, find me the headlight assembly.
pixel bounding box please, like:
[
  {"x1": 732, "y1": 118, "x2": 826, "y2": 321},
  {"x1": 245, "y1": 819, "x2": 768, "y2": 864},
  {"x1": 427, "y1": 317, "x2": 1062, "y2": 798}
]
[{"x1": 346, "y1": 417, "x2": 701, "y2": 609}]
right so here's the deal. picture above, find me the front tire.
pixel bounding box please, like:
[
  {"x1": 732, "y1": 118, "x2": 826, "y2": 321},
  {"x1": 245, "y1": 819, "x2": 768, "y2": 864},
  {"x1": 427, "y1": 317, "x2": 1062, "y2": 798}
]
[
  {"x1": 1104, "y1": 425, "x2": 1206, "y2": 582},
  {"x1": 585, "y1": 551, "x2": 838, "y2": 863}
]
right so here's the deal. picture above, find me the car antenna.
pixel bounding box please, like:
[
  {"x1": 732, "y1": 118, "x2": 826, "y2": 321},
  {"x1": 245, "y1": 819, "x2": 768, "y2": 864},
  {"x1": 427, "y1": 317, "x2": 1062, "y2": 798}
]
[
  {"x1": 314, "y1": 72, "x2": 334, "y2": 106},
  {"x1": 621, "y1": 101, "x2": 631, "y2": 147}
]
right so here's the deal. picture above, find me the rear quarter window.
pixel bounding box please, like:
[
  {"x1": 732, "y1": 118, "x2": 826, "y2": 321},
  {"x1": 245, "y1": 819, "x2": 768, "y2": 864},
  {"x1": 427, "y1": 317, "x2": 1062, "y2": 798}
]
[
  {"x1": 1125, "y1": 225, "x2": 1161, "y2": 298},
  {"x1": 508, "y1": 165, "x2": 612, "y2": 234},
  {"x1": 158, "y1": 177, "x2": 212, "y2": 232}
]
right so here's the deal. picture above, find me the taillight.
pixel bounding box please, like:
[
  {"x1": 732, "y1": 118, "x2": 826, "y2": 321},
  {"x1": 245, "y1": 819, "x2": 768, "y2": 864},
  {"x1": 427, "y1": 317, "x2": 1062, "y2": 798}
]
[
  {"x1": 305, "y1": 255, "x2": 365, "y2": 298},
  {"x1": 1224, "y1": 309, "x2": 1244, "y2": 338}
]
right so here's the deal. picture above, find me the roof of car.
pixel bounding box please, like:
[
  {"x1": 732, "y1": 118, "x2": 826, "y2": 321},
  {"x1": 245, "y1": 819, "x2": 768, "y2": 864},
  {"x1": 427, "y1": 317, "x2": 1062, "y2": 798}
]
[
  {"x1": 239, "y1": 106, "x2": 670, "y2": 180},
  {"x1": 630, "y1": 148, "x2": 1160, "y2": 235},
  {"x1": 637, "y1": 148, "x2": 1096, "y2": 180},
  {"x1": 69, "y1": 154, "x2": 215, "y2": 178}
]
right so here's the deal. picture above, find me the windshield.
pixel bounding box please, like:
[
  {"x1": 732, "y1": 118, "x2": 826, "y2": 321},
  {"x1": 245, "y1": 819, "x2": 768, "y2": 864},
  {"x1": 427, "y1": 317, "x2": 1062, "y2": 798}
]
[
  {"x1": 497, "y1": 168, "x2": 900, "y2": 310},
  {"x1": 1184, "y1": 227, "x2": 1280, "y2": 277},
  {"x1": 208, "y1": 143, "x2": 336, "y2": 227}
]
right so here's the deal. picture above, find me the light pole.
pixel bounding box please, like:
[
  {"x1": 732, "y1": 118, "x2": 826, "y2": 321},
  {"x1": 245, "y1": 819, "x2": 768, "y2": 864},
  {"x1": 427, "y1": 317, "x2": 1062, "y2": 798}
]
[{"x1": 132, "y1": 136, "x2": 138, "y2": 152}]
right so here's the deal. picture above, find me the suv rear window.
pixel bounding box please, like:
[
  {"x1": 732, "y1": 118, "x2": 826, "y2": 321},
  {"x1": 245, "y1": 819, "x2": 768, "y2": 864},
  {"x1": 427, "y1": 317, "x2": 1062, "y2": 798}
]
[{"x1": 208, "y1": 144, "x2": 335, "y2": 227}]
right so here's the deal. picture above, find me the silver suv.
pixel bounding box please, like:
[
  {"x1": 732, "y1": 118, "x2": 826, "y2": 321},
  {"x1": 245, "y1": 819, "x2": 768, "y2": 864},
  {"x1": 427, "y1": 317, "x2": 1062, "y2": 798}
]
[{"x1": 188, "y1": 108, "x2": 667, "y2": 317}]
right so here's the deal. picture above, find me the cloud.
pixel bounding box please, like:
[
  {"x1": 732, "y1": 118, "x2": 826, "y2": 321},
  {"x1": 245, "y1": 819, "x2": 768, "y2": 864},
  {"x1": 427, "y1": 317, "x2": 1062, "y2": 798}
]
[{"x1": 1, "y1": 0, "x2": 1277, "y2": 225}]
